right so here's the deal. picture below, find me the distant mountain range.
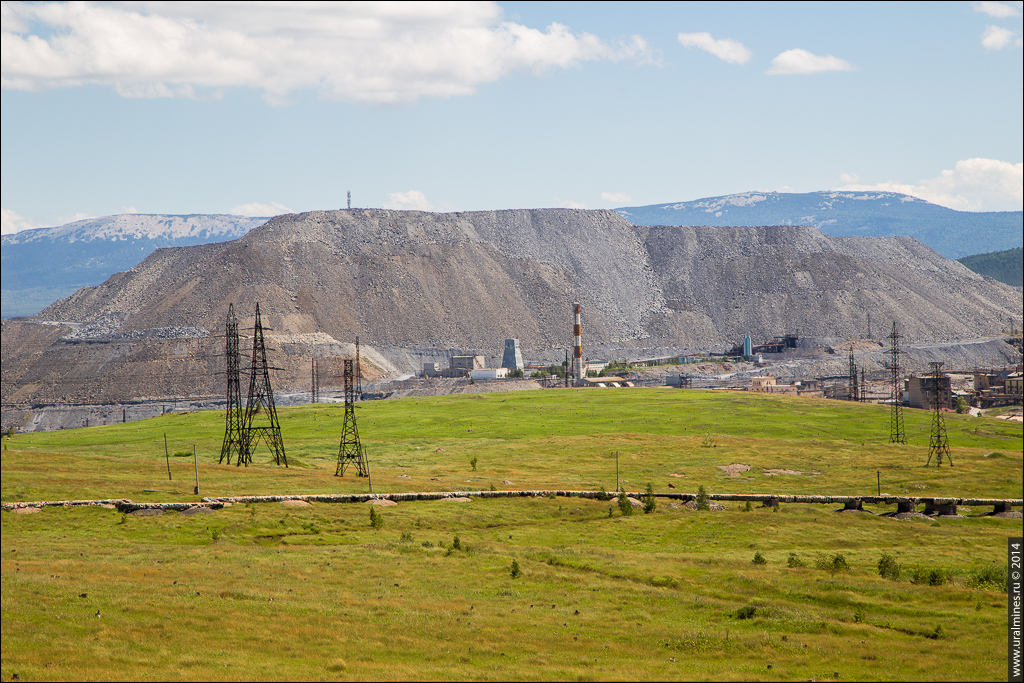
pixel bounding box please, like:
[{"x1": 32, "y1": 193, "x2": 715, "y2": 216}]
[
  {"x1": 1, "y1": 214, "x2": 269, "y2": 317},
  {"x1": 616, "y1": 191, "x2": 1022, "y2": 260}
]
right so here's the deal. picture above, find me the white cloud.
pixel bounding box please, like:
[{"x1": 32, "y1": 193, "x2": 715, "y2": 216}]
[
  {"x1": 229, "y1": 201, "x2": 293, "y2": 217},
  {"x1": 838, "y1": 172, "x2": 860, "y2": 184},
  {"x1": 0, "y1": 1, "x2": 654, "y2": 104},
  {"x1": 556, "y1": 199, "x2": 587, "y2": 209},
  {"x1": 677, "y1": 32, "x2": 751, "y2": 65},
  {"x1": 981, "y1": 25, "x2": 1021, "y2": 49},
  {"x1": 837, "y1": 158, "x2": 1023, "y2": 212},
  {"x1": 766, "y1": 48, "x2": 855, "y2": 75},
  {"x1": 600, "y1": 191, "x2": 632, "y2": 204},
  {"x1": 1, "y1": 207, "x2": 42, "y2": 235},
  {"x1": 383, "y1": 190, "x2": 433, "y2": 211},
  {"x1": 973, "y1": 1, "x2": 1023, "y2": 18}
]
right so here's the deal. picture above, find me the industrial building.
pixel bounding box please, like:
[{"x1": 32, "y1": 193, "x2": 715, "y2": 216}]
[{"x1": 905, "y1": 373, "x2": 953, "y2": 410}]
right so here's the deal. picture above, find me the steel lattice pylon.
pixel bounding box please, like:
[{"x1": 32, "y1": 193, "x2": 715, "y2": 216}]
[
  {"x1": 239, "y1": 303, "x2": 287, "y2": 467},
  {"x1": 336, "y1": 358, "x2": 368, "y2": 477},
  {"x1": 219, "y1": 304, "x2": 245, "y2": 464},
  {"x1": 926, "y1": 362, "x2": 953, "y2": 467},
  {"x1": 887, "y1": 322, "x2": 906, "y2": 444},
  {"x1": 848, "y1": 344, "x2": 859, "y2": 402}
]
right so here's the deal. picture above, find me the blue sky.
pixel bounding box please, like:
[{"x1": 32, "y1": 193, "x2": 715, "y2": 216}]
[{"x1": 2, "y1": 1, "x2": 1022, "y2": 234}]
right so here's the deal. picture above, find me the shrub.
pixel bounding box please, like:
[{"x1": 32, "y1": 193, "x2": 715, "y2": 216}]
[
  {"x1": 369, "y1": 506, "x2": 384, "y2": 530},
  {"x1": 617, "y1": 488, "x2": 634, "y2": 516},
  {"x1": 787, "y1": 552, "x2": 805, "y2": 568},
  {"x1": 955, "y1": 396, "x2": 968, "y2": 413},
  {"x1": 510, "y1": 559, "x2": 522, "y2": 579},
  {"x1": 598, "y1": 485, "x2": 612, "y2": 501},
  {"x1": 642, "y1": 483, "x2": 657, "y2": 514},
  {"x1": 966, "y1": 565, "x2": 1008, "y2": 592},
  {"x1": 400, "y1": 531, "x2": 413, "y2": 542},
  {"x1": 452, "y1": 535, "x2": 462, "y2": 551},
  {"x1": 489, "y1": 483, "x2": 496, "y2": 491},
  {"x1": 743, "y1": 500, "x2": 753, "y2": 512},
  {"x1": 421, "y1": 540, "x2": 433, "y2": 548},
  {"x1": 853, "y1": 607, "x2": 865, "y2": 623},
  {"x1": 815, "y1": 552, "x2": 849, "y2": 575},
  {"x1": 877, "y1": 553, "x2": 901, "y2": 580},
  {"x1": 701, "y1": 434, "x2": 715, "y2": 448},
  {"x1": 469, "y1": 456, "x2": 478, "y2": 471},
  {"x1": 695, "y1": 485, "x2": 710, "y2": 511},
  {"x1": 927, "y1": 625, "x2": 945, "y2": 640},
  {"x1": 734, "y1": 605, "x2": 757, "y2": 619},
  {"x1": 910, "y1": 566, "x2": 950, "y2": 586},
  {"x1": 752, "y1": 552, "x2": 767, "y2": 565}
]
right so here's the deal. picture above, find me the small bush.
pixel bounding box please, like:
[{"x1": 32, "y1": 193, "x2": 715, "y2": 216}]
[
  {"x1": 787, "y1": 552, "x2": 805, "y2": 568},
  {"x1": 489, "y1": 483, "x2": 496, "y2": 491},
  {"x1": 598, "y1": 485, "x2": 612, "y2": 501},
  {"x1": 853, "y1": 607, "x2": 865, "y2": 623},
  {"x1": 695, "y1": 485, "x2": 710, "y2": 511},
  {"x1": 743, "y1": 500, "x2": 753, "y2": 512},
  {"x1": 421, "y1": 540, "x2": 433, "y2": 548},
  {"x1": 643, "y1": 483, "x2": 657, "y2": 514},
  {"x1": 734, "y1": 605, "x2": 757, "y2": 619},
  {"x1": 617, "y1": 488, "x2": 634, "y2": 516},
  {"x1": 815, "y1": 552, "x2": 850, "y2": 575},
  {"x1": 752, "y1": 552, "x2": 767, "y2": 565},
  {"x1": 877, "y1": 553, "x2": 901, "y2": 580},
  {"x1": 701, "y1": 434, "x2": 716, "y2": 448},
  {"x1": 910, "y1": 566, "x2": 950, "y2": 586},
  {"x1": 927, "y1": 625, "x2": 945, "y2": 640},
  {"x1": 469, "y1": 456, "x2": 478, "y2": 471},
  {"x1": 400, "y1": 531, "x2": 413, "y2": 543},
  {"x1": 966, "y1": 564, "x2": 1008, "y2": 592},
  {"x1": 510, "y1": 559, "x2": 522, "y2": 579},
  {"x1": 452, "y1": 535, "x2": 462, "y2": 551},
  {"x1": 369, "y1": 506, "x2": 384, "y2": 530}
]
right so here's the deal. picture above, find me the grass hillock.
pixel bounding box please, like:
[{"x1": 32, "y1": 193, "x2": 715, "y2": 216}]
[
  {"x1": 958, "y1": 246, "x2": 1023, "y2": 288},
  {"x1": 2, "y1": 388, "x2": 1021, "y2": 680}
]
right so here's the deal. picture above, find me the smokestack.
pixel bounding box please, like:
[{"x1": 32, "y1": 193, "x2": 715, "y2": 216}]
[{"x1": 573, "y1": 302, "x2": 583, "y2": 382}]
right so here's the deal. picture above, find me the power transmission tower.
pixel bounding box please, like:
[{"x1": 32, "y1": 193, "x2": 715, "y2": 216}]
[
  {"x1": 860, "y1": 368, "x2": 866, "y2": 402},
  {"x1": 219, "y1": 304, "x2": 245, "y2": 464},
  {"x1": 847, "y1": 344, "x2": 859, "y2": 401},
  {"x1": 311, "y1": 357, "x2": 319, "y2": 404},
  {"x1": 239, "y1": 303, "x2": 287, "y2": 467},
  {"x1": 926, "y1": 362, "x2": 952, "y2": 467},
  {"x1": 355, "y1": 336, "x2": 362, "y2": 400},
  {"x1": 336, "y1": 358, "x2": 368, "y2": 476},
  {"x1": 887, "y1": 322, "x2": 906, "y2": 444}
]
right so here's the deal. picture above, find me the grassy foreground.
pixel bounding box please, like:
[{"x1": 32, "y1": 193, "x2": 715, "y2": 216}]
[{"x1": 2, "y1": 389, "x2": 1021, "y2": 681}]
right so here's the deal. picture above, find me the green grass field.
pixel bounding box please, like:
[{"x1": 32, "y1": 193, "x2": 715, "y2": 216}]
[{"x1": 2, "y1": 389, "x2": 1021, "y2": 681}]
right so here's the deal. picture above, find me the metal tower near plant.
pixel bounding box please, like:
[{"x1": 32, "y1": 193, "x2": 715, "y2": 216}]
[
  {"x1": 239, "y1": 303, "x2": 287, "y2": 467},
  {"x1": 311, "y1": 356, "x2": 320, "y2": 404},
  {"x1": 219, "y1": 304, "x2": 245, "y2": 464},
  {"x1": 336, "y1": 358, "x2": 368, "y2": 476},
  {"x1": 847, "y1": 344, "x2": 859, "y2": 402},
  {"x1": 926, "y1": 362, "x2": 953, "y2": 467},
  {"x1": 887, "y1": 322, "x2": 906, "y2": 444},
  {"x1": 355, "y1": 336, "x2": 362, "y2": 400}
]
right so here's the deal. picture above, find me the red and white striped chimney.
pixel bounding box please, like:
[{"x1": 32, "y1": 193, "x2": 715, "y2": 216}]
[{"x1": 573, "y1": 302, "x2": 583, "y2": 381}]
